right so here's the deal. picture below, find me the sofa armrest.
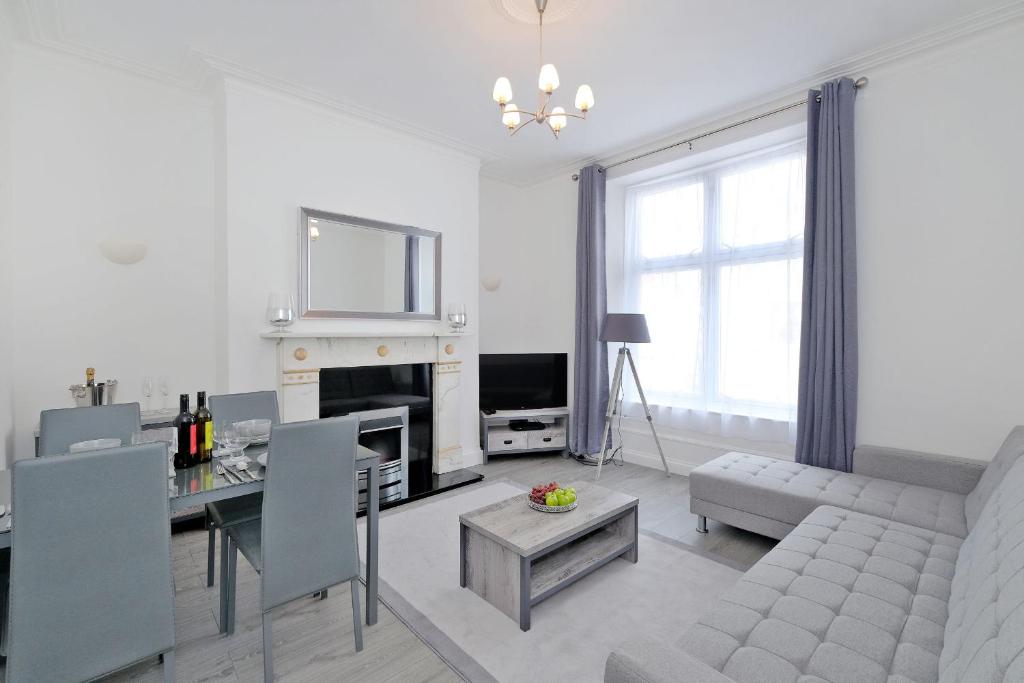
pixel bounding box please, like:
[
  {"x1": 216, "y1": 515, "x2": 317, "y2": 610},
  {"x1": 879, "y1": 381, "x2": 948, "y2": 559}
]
[
  {"x1": 605, "y1": 641, "x2": 734, "y2": 683},
  {"x1": 852, "y1": 445, "x2": 985, "y2": 494}
]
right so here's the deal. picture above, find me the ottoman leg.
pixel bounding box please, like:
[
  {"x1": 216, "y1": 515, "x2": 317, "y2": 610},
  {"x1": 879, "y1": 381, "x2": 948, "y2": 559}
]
[{"x1": 696, "y1": 515, "x2": 708, "y2": 534}]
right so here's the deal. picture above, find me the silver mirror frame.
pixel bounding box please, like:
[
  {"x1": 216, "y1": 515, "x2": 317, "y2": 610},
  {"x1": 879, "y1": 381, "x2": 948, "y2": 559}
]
[{"x1": 298, "y1": 207, "x2": 442, "y2": 320}]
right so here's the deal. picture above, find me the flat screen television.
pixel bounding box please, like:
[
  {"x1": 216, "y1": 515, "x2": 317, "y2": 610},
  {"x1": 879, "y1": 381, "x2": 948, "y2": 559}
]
[{"x1": 479, "y1": 353, "x2": 568, "y2": 412}]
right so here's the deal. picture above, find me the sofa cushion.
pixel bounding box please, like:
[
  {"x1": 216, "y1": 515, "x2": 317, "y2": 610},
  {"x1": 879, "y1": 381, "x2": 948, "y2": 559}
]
[
  {"x1": 690, "y1": 452, "x2": 968, "y2": 537},
  {"x1": 939, "y1": 457, "x2": 1024, "y2": 682},
  {"x1": 681, "y1": 506, "x2": 963, "y2": 683},
  {"x1": 963, "y1": 425, "x2": 1024, "y2": 531}
]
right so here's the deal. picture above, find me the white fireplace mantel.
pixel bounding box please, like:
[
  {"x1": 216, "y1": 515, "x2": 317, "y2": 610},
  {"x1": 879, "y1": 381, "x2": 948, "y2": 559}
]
[{"x1": 262, "y1": 330, "x2": 470, "y2": 474}]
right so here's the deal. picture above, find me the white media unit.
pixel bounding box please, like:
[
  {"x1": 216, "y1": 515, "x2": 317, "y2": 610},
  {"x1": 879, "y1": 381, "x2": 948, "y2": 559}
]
[{"x1": 479, "y1": 407, "x2": 570, "y2": 464}]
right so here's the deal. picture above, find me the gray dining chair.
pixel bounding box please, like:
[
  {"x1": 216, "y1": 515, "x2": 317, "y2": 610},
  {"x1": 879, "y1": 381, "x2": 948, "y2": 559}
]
[
  {"x1": 206, "y1": 390, "x2": 280, "y2": 590},
  {"x1": 6, "y1": 444, "x2": 175, "y2": 682},
  {"x1": 223, "y1": 416, "x2": 363, "y2": 680},
  {"x1": 37, "y1": 402, "x2": 142, "y2": 457}
]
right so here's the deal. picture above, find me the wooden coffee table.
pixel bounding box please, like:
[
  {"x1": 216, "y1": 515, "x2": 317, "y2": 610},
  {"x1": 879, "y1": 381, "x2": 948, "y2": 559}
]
[{"x1": 459, "y1": 481, "x2": 638, "y2": 631}]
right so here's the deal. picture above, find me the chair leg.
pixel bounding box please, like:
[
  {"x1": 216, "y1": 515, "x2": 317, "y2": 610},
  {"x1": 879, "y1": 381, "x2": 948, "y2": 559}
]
[
  {"x1": 162, "y1": 650, "x2": 175, "y2": 683},
  {"x1": 226, "y1": 539, "x2": 238, "y2": 635},
  {"x1": 219, "y1": 529, "x2": 231, "y2": 632},
  {"x1": 262, "y1": 611, "x2": 274, "y2": 682},
  {"x1": 320, "y1": 588, "x2": 328, "y2": 600},
  {"x1": 350, "y1": 578, "x2": 363, "y2": 652},
  {"x1": 207, "y1": 524, "x2": 216, "y2": 587}
]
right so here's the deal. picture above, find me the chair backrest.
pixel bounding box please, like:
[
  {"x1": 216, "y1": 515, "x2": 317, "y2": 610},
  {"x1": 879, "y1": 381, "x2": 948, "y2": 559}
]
[
  {"x1": 260, "y1": 417, "x2": 360, "y2": 611},
  {"x1": 964, "y1": 425, "x2": 1024, "y2": 529},
  {"x1": 6, "y1": 444, "x2": 175, "y2": 682},
  {"x1": 37, "y1": 403, "x2": 142, "y2": 457},
  {"x1": 208, "y1": 390, "x2": 281, "y2": 426}
]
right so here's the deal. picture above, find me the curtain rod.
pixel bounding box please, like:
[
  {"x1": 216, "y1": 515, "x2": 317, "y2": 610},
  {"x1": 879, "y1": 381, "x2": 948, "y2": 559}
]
[{"x1": 572, "y1": 76, "x2": 868, "y2": 180}]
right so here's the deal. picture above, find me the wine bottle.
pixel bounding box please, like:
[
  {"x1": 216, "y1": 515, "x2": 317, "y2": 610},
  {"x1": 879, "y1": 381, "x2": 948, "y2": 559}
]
[
  {"x1": 195, "y1": 391, "x2": 213, "y2": 463},
  {"x1": 173, "y1": 393, "x2": 197, "y2": 469}
]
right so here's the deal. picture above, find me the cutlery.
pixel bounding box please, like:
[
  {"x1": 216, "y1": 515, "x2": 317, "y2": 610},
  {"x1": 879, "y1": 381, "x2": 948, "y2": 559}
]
[
  {"x1": 225, "y1": 463, "x2": 258, "y2": 482},
  {"x1": 216, "y1": 465, "x2": 241, "y2": 484},
  {"x1": 234, "y1": 461, "x2": 260, "y2": 481},
  {"x1": 0, "y1": 505, "x2": 6, "y2": 518}
]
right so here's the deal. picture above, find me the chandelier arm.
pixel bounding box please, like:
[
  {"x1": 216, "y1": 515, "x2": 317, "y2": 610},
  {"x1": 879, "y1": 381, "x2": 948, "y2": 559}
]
[
  {"x1": 509, "y1": 117, "x2": 538, "y2": 137},
  {"x1": 562, "y1": 111, "x2": 588, "y2": 120}
]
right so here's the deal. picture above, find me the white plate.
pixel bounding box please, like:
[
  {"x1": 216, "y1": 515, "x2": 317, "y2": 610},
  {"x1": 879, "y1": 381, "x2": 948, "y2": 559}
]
[{"x1": 257, "y1": 452, "x2": 267, "y2": 467}]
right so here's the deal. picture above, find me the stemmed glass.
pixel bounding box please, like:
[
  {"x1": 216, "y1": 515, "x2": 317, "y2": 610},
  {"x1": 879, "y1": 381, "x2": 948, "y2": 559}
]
[
  {"x1": 141, "y1": 377, "x2": 153, "y2": 411},
  {"x1": 214, "y1": 422, "x2": 251, "y2": 457},
  {"x1": 447, "y1": 303, "x2": 467, "y2": 333},
  {"x1": 132, "y1": 428, "x2": 177, "y2": 477},
  {"x1": 267, "y1": 292, "x2": 296, "y2": 331}
]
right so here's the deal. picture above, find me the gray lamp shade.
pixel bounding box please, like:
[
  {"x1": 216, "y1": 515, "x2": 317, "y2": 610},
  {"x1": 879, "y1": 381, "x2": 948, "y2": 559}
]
[{"x1": 600, "y1": 313, "x2": 651, "y2": 343}]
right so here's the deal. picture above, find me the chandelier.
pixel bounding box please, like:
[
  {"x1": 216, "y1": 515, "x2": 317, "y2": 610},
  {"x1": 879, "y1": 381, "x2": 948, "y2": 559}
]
[{"x1": 491, "y1": 0, "x2": 594, "y2": 138}]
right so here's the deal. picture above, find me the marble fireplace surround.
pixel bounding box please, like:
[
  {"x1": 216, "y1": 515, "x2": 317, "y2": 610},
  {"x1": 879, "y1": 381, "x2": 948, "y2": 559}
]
[{"x1": 260, "y1": 330, "x2": 468, "y2": 474}]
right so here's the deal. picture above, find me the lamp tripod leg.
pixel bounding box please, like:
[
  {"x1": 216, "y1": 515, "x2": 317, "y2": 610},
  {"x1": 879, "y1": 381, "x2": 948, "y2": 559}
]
[
  {"x1": 596, "y1": 347, "x2": 625, "y2": 481},
  {"x1": 625, "y1": 349, "x2": 670, "y2": 477}
]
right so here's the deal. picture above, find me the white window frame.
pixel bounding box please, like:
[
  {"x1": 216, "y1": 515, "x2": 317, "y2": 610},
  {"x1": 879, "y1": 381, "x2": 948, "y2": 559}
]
[{"x1": 623, "y1": 140, "x2": 806, "y2": 420}]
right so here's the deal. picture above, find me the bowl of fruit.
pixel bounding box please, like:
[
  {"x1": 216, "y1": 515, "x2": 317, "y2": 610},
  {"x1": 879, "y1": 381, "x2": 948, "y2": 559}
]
[{"x1": 528, "y1": 482, "x2": 578, "y2": 513}]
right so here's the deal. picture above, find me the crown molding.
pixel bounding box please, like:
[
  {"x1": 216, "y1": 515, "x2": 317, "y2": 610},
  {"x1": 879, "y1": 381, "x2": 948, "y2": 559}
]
[
  {"x1": 13, "y1": 0, "x2": 1024, "y2": 186},
  {"x1": 484, "y1": 0, "x2": 1024, "y2": 187},
  {"x1": 11, "y1": 0, "x2": 495, "y2": 167}
]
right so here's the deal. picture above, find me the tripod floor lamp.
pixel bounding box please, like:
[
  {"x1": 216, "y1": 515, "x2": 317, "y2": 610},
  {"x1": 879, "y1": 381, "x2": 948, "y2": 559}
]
[{"x1": 596, "y1": 313, "x2": 670, "y2": 481}]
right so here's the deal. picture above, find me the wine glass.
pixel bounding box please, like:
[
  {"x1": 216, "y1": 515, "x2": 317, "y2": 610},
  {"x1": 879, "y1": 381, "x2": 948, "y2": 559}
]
[
  {"x1": 159, "y1": 378, "x2": 169, "y2": 410},
  {"x1": 214, "y1": 422, "x2": 251, "y2": 457},
  {"x1": 447, "y1": 303, "x2": 467, "y2": 333},
  {"x1": 267, "y1": 292, "x2": 295, "y2": 331},
  {"x1": 141, "y1": 377, "x2": 153, "y2": 410}
]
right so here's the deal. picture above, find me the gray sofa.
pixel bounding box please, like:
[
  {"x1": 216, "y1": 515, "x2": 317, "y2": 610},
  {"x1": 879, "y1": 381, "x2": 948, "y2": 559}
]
[{"x1": 605, "y1": 426, "x2": 1024, "y2": 682}]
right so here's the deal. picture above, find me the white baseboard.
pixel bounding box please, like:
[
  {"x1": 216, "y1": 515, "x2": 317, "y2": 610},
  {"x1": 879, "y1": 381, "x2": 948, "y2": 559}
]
[{"x1": 620, "y1": 447, "x2": 699, "y2": 476}]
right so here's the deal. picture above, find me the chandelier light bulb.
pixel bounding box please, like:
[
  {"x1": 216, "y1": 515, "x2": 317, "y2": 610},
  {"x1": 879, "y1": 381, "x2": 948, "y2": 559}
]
[
  {"x1": 502, "y1": 105, "x2": 521, "y2": 129},
  {"x1": 492, "y1": 77, "x2": 513, "y2": 105},
  {"x1": 549, "y1": 106, "x2": 567, "y2": 132},
  {"x1": 538, "y1": 64, "x2": 560, "y2": 93},
  {"x1": 575, "y1": 84, "x2": 595, "y2": 112}
]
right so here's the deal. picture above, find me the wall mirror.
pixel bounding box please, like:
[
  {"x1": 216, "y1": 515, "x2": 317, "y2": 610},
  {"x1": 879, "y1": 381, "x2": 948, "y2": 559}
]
[{"x1": 299, "y1": 208, "x2": 441, "y2": 320}]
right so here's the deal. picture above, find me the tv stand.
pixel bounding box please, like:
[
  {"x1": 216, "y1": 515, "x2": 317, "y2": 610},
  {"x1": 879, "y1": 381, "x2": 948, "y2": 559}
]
[{"x1": 480, "y1": 407, "x2": 569, "y2": 464}]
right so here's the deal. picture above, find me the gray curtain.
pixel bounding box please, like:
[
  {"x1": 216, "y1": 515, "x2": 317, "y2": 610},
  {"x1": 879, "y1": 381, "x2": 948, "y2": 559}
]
[
  {"x1": 404, "y1": 236, "x2": 419, "y2": 313},
  {"x1": 796, "y1": 78, "x2": 858, "y2": 471},
  {"x1": 570, "y1": 165, "x2": 609, "y2": 455}
]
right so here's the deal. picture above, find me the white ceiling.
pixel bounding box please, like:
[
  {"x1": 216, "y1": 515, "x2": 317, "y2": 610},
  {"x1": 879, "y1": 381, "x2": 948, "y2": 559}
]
[{"x1": 8, "y1": 0, "x2": 1020, "y2": 182}]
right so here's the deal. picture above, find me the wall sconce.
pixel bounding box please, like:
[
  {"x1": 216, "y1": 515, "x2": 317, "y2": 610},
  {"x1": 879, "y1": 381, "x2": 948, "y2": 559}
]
[
  {"x1": 98, "y1": 240, "x2": 148, "y2": 265},
  {"x1": 481, "y1": 276, "x2": 502, "y2": 292}
]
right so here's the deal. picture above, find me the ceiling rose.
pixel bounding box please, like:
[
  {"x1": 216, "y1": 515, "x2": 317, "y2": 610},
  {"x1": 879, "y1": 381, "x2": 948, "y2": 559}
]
[{"x1": 490, "y1": 0, "x2": 586, "y2": 25}]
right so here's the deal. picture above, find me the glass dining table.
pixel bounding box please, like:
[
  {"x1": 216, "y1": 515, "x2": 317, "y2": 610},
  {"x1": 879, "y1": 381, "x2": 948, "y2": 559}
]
[{"x1": 0, "y1": 443, "x2": 381, "y2": 627}]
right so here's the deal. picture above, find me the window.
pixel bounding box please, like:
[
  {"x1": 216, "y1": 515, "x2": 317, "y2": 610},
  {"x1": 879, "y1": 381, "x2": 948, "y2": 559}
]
[{"x1": 623, "y1": 142, "x2": 805, "y2": 422}]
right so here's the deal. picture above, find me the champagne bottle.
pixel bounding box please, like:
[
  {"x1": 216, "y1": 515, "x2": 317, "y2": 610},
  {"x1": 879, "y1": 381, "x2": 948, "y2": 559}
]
[
  {"x1": 85, "y1": 367, "x2": 95, "y2": 387},
  {"x1": 173, "y1": 394, "x2": 198, "y2": 469},
  {"x1": 195, "y1": 391, "x2": 213, "y2": 463}
]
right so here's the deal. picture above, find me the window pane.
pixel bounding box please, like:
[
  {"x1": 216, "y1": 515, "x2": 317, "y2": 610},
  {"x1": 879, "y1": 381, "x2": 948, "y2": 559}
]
[
  {"x1": 717, "y1": 258, "x2": 802, "y2": 408},
  {"x1": 633, "y1": 269, "x2": 703, "y2": 401},
  {"x1": 638, "y1": 182, "x2": 704, "y2": 259},
  {"x1": 719, "y1": 153, "x2": 804, "y2": 248}
]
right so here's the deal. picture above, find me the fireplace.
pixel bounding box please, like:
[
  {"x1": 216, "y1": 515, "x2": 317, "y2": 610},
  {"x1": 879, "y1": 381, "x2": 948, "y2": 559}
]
[{"x1": 320, "y1": 364, "x2": 438, "y2": 506}]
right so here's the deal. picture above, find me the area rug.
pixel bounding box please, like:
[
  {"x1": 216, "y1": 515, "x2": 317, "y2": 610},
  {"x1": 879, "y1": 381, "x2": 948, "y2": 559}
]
[{"x1": 360, "y1": 482, "x2": 742, "y2": 682}]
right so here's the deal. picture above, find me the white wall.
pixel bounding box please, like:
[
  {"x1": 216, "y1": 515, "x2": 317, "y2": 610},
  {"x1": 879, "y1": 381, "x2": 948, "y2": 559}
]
[
  {"x1": 0, "y1": 26, "x2": 14, "y2": 466},
  {"x1": 855, "y1": 22, "x2": 1024, "y2": 461},
  {"x1": 2, "y1": 48, "x2": 484, "y2": 467},
  {"x1": 479, "y1": 175, "x2": 577, "y2": 355},
  {"x1": 479, "y1": 20, "x2": 1024, "y2": 469},
  {"x1": 220, "y1": 81, "x2": 482, "y2": 463},
  {"x1": 7, "y1": 46, "x2": 216, "y2": 460}
]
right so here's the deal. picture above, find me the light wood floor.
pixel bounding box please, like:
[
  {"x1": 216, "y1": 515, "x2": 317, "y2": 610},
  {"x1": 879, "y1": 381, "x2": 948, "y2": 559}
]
[{"x1": 93, "y1": 454, "x2": 775, "y2": 682}]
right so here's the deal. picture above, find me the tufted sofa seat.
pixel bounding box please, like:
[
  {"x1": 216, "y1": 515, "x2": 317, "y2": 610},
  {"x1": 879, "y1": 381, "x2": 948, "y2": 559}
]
[
  {"x1": 688, "y1": 452, "x2": 970, "y2": 538},
  {"x1": 605, "y1": 426, "x2": 1024, "y2": 682}
]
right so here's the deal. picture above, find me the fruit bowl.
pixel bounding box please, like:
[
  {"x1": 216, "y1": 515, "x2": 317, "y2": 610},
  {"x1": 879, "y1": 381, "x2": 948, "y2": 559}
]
[
  {"x1": 528, "y1": 481, "x2": 578, "y2": 513},
  {"x1": 527, "y1": 498, "x2": 578, "y2": 513}
]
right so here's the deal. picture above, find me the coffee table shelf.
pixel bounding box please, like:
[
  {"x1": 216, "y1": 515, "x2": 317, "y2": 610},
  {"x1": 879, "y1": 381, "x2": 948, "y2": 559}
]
[
  {"x1": 530, "y1": 527, "x2": 635, "y2": 604},
  {"x1": 459, "y1": 482, "x2": 639, "y2": 631}
]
